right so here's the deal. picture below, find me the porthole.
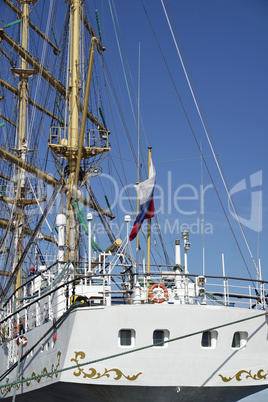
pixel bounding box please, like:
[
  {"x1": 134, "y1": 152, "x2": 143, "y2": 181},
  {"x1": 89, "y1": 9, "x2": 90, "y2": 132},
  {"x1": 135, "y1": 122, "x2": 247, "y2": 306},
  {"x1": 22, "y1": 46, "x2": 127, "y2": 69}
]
[
  {"x1": 201, "y1": 330, "x2": 218, "y2": 349},
  {"x1": 119, "y1": 329, "x2": 135, "y2": 347},
  {"x1": 232, "y1": 331, "x2": 248, "y2": 349},
  {"x1": 201, "y1": 331, "x2": 211, "y2": 347},
  {"x1": 153, "y1": 329, "x2": 169, "y2": 347}
]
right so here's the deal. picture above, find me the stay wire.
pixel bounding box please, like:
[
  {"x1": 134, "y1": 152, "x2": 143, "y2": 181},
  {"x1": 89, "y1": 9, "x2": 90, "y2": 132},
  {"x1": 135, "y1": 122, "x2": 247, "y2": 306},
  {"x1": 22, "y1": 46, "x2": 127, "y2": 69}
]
[
  {"x1": 108, "y1": 0, "x2": 147, "y2": 179},
  {"x1": 101, "y1": 59, "x2": 135, "y2": 213},
  {"x1": 99, "y1": 2, "x2": 174, "y2": 263},
  {"x1": 111, "y1": 1, "x2": 149, "y2": 156},
  {"x1": 140, "y1": 0, "x2": 255, "y2": 286},
  {"x1": 162, "y1": 0, "x2": 259, "y2": 278}
]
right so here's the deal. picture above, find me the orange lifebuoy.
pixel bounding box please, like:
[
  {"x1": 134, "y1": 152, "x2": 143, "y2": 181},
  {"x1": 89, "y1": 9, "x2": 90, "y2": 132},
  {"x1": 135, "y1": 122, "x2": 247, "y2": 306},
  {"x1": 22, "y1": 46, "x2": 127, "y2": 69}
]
[{"x1": 148, "y1": 283, "x2": 168, "y2": 303}]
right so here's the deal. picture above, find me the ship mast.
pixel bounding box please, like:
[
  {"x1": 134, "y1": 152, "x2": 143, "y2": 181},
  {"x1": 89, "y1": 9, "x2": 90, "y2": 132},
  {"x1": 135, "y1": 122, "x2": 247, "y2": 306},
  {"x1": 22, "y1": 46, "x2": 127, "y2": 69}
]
[
  {"x1": 48, "y1": 0, "x2": 110, "y2": 261},
  {"x1": 0, "y1": 0, "x2": 111, "y2": 291},
  {"x1": 13, "y1": 0, "x2": 38, "y2": 293},
  {"x1": 65, "y1": 0, "x2": 81, "y2": 261}
]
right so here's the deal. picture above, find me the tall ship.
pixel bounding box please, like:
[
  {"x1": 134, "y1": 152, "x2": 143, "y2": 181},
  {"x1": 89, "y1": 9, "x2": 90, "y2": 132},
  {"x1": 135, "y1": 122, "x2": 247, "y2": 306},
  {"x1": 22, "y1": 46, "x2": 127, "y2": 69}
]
[{"x1": 0, "y1": 1, "x2": 267, "y2": 401}]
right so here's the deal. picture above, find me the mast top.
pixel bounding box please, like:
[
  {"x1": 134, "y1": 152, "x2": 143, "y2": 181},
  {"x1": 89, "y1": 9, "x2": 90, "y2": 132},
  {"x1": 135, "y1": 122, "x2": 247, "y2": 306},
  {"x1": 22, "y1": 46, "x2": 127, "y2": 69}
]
[{"x1": 18, "y1": 0, "x2": 38, "y2": 4}]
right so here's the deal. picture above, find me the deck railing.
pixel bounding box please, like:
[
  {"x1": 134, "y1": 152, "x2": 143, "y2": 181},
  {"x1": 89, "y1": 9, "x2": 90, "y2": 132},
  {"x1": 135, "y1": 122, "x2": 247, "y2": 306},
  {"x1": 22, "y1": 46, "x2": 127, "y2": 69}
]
[{"x1": 0, "y1": 265, "x2": 267, "y2": 342}]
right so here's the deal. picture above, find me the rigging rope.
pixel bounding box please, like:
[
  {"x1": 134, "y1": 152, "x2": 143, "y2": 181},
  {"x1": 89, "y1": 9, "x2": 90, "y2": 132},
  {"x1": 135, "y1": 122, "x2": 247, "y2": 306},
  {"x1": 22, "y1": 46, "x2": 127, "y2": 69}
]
[
  {"x1": 26, "y1": 173, "x2": 58, "y2": 244},
  {"x1": 140, "y1": 0, "x2": 256, "y2": 286},
  {"x1": 0, "y1": 183, "x2": 64, "y2": 300},
  {"x1": 27, "y1": 0, "x2": 55, "y2": 147},
  {"x1": 103, "y1": 58, "x2": 170, "y2": 266},
  {"x1": 160, "y1": 0, "x2": 259, "y2": 278},
  {"x1": 108, "y1": 0, "x2": 149, "y2": 176},
  {"x1": 0, "y1": 299, "x2": 82, "y2": 384}
]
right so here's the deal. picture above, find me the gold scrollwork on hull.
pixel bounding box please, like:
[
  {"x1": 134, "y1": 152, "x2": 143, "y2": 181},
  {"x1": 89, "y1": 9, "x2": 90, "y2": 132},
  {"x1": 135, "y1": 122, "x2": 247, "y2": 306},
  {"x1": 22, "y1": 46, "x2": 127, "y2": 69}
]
[
  {"x1": 0, "y1": 351, "x2": 62, "y2": 395},
  {"x1": 219, "y1": 369, "x2": 268, "y2": 383},
  {"x1": 71, "y1": 351, "x2": 142, "y2": 381}
]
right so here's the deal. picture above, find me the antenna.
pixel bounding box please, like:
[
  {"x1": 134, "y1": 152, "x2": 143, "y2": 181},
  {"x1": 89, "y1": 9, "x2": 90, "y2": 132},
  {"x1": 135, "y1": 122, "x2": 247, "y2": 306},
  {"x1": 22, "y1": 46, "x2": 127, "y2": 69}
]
[
  {"x1": 200, "y1": 143, "x2": 205, "y2": 276},
  {"x1": 137, "y1": 41, "x2": 141, "y2": 184},
  {"x1": 136, "y1": 41, "x2": 141, "y2": 277},
  {"x1": 257, "y1": 178, "x2": 262, "y2": 281}
]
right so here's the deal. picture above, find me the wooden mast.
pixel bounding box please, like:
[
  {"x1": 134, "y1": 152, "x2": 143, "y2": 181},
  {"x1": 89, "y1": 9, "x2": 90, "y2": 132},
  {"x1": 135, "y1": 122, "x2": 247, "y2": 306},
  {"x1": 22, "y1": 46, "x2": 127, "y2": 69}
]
[
  {"x1": 13, "y1": 0, "x2": 38, "y2": 294},
  {"x1": 64, "y1": 1, "x2": 110, "y2": 261},
  {"x1": 65, "y1": 0, "x2": 81, "y2": 261}
]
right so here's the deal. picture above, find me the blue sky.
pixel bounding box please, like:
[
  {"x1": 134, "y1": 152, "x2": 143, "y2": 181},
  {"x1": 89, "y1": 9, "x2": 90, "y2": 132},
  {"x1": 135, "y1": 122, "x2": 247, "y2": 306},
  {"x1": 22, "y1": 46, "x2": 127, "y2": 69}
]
[{"x1": 96, "y1": 0, "x2": 268, "y2": 288}]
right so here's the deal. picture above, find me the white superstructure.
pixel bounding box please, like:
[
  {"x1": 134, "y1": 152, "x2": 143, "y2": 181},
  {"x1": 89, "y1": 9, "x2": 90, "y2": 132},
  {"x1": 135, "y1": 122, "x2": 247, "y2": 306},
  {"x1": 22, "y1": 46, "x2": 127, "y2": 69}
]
[{"x1": 0, "y1": 221, "x2": 268, "y2": 401}]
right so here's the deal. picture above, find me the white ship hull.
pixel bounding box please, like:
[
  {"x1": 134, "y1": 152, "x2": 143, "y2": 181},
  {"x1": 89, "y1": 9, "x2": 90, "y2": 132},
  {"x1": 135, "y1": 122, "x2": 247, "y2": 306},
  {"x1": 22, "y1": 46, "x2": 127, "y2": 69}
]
[{"x1": 1, "y1": 304, "x2": 268, "y2": 401}]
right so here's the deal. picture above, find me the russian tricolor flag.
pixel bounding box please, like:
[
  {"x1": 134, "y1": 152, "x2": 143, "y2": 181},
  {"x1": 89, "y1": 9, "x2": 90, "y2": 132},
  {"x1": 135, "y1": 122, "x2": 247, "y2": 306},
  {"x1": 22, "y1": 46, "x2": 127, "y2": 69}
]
[{"x1": 129, "y1": 161, "x2": 156, "y2": 241}]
